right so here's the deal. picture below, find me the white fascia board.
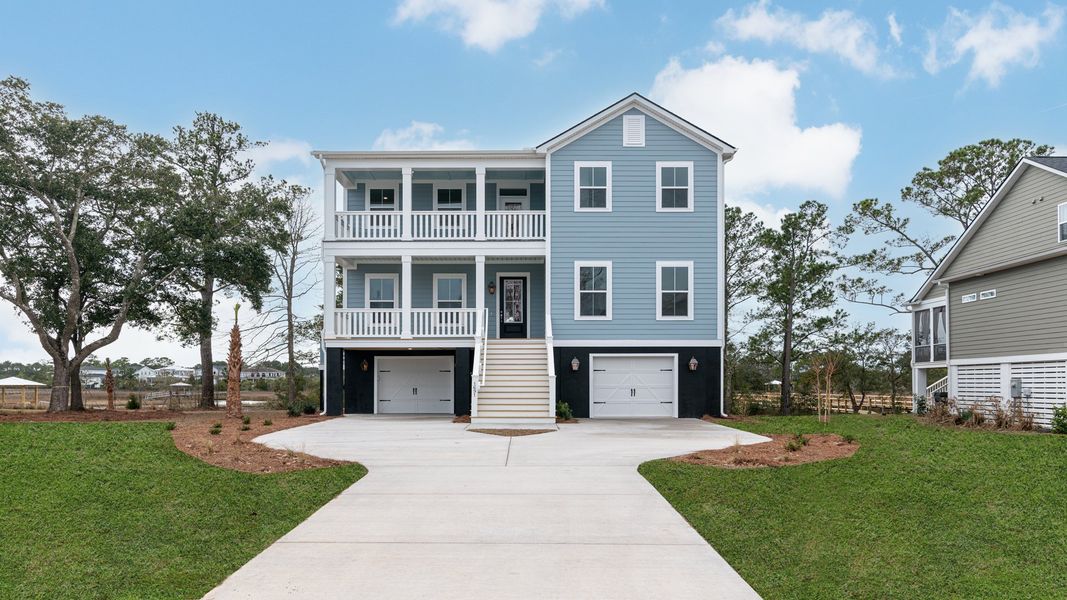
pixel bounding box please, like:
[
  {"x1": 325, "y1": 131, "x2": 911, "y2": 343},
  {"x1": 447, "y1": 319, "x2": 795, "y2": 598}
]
[
  {"x1": 553, "y1": 339, "x2": 723, "y2": 347},
  {"x1": 324, "y1": 338, "x2": 476, "y2": 349},
  {"x1": 322, "y1": 241, "x2": 547, "y2": 258}
]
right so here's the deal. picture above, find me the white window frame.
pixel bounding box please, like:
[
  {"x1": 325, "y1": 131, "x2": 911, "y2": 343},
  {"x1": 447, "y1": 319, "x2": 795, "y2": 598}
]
[
  {"x1": 574, "y1": 261, "x2": 612, "y2": 321},
  {"x1": 961, "y1": 293, "x2": 977, "y2": 304},
  {"x1": 1058, "y1": 202, "x2": 1067, "y2": 243},
  {"x1": 432, "y1": 273, "x2": 467, "y2": 309},
  {"x1": 365, "y1": 273, "x2": 399, "y2": 309},
  {"x1": 432, "y1": 184, "x2": 466, "y2": 211},
  {"x1": 655, "y1": 161, "x2": 694, "y2": 213},
  {"x1": 496, "y1": 182, "x2": 531, "y2": 211},
  {"x1": 622, "y1": 114, "x2": 645, "y2": 147},
  {"x1": 979, "y1": 289, "x2": 997, "y2": 300},
  {"x1": 573, "y1": 161, "x2": 612, "y2": 212},
  {"x1": 656, "y1": 260, "x2": 695, "y2": 321},
  {"x1": 366, "y1": 184, "x2": 399, "y2": 212}
]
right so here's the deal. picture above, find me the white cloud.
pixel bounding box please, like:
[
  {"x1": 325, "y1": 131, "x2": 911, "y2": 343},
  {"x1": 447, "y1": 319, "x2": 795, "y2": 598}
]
[
  {"x1": 924, "y1": 3, "x2": 1065, "y2": 87},
  {"x1": 394, "y1": 0, "x2": 603, "y2": 52},
  {"x1": 533, "y1": 48, "x2": 563, "y2": 67},
  {"x1": 650, "y1": 55, "x2": 862, "y2": 200},
  {"x1": 704, "y1": 40, "x2": 726, "y2": 55},
  {"x1": 887, "y1": 12, "x2": 903, "y2": 46},
  {"x1": 240, "y1": 138, "x2": 314, "y2": 179},
  {"x1": 373, "y1": 121, "x2": 475, "y2": 150},
  {"x1": 717, "y1": 0, "x2": 897, "y2": 78},
  {"x1": 731, "y1": 199, "x2": 792, "y2": 228}
]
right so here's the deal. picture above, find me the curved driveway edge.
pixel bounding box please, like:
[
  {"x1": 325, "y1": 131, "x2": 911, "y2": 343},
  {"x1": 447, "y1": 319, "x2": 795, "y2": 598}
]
[{"x1": 204, "y1": 416, "x2": 768, "y2": 600}]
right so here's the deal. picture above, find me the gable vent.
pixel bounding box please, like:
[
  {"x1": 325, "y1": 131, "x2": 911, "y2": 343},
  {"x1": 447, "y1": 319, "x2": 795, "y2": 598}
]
[{"x1": 623, "y1": 114, "x2": 645, "y2": 147}]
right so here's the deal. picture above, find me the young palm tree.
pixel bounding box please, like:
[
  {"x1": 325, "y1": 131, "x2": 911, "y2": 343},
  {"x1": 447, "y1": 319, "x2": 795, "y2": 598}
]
[
  {"x1": 104, "y1": 358, "x2": 115, "y2": 411},
  {"x1": 226, "y1": 304, "x2": 243, "y2": 418}
]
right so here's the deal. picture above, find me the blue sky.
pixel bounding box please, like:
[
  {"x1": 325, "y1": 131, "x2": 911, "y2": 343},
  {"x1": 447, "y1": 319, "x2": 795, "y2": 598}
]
[{"x1": 1, "y1": 0, "x2": 1065, "y2": 364}]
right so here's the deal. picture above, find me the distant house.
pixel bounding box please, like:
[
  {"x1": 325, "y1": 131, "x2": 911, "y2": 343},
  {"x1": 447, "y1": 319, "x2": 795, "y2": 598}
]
[
  {"x1": 241, "y1": 367, "x2": 284, "y2": 381},
  {"x1": 135, "y1": 366, "x2": 158, "y2": 381},
  {"x1": 156, "y1": 366, "x2": 193, "y2": 379},
  {"x1": 193, "y1": 365, "x2": 226, "y2": 379},
  {"x1": 80, "y1": 366, "x2": 107, "y2": 388}
]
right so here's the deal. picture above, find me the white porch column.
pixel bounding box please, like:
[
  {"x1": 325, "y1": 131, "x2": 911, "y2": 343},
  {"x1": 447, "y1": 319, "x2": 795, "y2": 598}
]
[
  {"x1": 402, "y1": 167, "x2": 413, "y2": 241},
  {"x1": 475, "y1": 167, "x2": 486, "y2": 240},
  {"x1": 401, "y1": 255, "x2": 413, "y2": 338},
  {"x1": 911, "y1": 367, "x2": 927, "y2": 412},
  {"x1": 323, "y1": 256, "x2": 336, "y2": 337},
  {"x1": 324, "y1": 167, "x2": 337, "y2": 241},
  {"x1": 475, "y1": 255, "x2": 486, "y2": 316}
]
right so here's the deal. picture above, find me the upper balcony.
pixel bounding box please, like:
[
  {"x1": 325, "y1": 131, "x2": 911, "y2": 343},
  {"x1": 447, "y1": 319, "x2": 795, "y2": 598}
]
[{"x1": 319, "y1": 155, "x2": 547, "y2": 244}]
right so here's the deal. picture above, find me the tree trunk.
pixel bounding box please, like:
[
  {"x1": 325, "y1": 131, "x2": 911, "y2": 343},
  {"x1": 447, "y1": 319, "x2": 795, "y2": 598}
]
[
  {"x1": 780, "y1": 313, "x2": 793, "y2": 415},
  {"x1": 286, "y1": 290, "x2": 297, "y2": 407},
  {"x1": 198, "y1": 282, "x2": 215, "y2": 409},
  {"x1": 48, "y1": 359, "x2": 71, "y2": 412},
  {"x1": 69, "y1": 367, "x2": 84, "y2": 411}
]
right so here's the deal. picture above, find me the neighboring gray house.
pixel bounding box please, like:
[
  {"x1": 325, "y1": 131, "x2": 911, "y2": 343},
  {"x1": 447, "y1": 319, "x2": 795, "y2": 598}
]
[
  {"x1": 910, "y1": 156, "x2": 1067, "y2": 427},
  {"x1": 317, "y1": 93, "x2": 734, "y2": 425}
]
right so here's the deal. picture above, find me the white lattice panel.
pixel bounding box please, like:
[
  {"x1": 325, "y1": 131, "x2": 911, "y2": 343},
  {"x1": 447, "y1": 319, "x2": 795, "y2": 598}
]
[
  {"x1": 955, "y1": 365, "x2": 1002, "y2": 413},
  {"x1": 1011, "y1": 361, "x2": 1067, "y2": 428}
]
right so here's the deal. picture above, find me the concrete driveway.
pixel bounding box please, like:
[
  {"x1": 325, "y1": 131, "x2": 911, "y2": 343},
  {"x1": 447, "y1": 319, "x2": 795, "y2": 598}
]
[{"x1": 204, "y1": 417, "x2": 768, "y2": 600}]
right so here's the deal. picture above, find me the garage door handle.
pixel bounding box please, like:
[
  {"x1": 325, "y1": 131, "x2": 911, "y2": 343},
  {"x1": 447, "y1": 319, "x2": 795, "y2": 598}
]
[
  {"x1": 439, "y1": 398, "x2": 450, "y2": 402},
  {"x1": 593, "y1": 401, "x2": 606, "y2": 404},
  {"x1": 660, "y1": 401, "x2": 672, "y2": 404}
]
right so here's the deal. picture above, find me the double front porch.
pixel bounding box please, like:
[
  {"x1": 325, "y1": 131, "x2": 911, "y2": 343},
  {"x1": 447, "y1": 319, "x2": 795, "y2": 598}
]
[{"x1": 322, "y1": 254, "x2": 546, "y2": 342}]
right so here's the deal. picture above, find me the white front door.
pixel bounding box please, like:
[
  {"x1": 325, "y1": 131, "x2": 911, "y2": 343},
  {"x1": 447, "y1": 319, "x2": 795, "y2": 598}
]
[
  {"x1": 591, "y1": 355, "x2": 676, "y2": 417},
  {"x1": 376, "y1": 356, "x2": 454, "y2": 414}
]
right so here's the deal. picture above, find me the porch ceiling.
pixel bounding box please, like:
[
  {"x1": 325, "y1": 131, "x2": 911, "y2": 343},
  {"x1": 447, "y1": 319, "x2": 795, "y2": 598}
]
[{"x1": 340, "y1": 168, "x2": 544, "y2": 182}]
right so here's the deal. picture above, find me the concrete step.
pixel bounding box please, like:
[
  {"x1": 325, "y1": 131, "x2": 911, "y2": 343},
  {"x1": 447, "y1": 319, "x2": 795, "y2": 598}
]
[{"x1": 470, "y1": 416, "x2": 556, "y2": 426}]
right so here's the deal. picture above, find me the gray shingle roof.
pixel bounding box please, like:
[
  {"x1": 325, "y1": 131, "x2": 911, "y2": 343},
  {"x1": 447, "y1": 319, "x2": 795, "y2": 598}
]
[{"x1": 1029, "y1": 156, "x2": 1067, "y2": 174}]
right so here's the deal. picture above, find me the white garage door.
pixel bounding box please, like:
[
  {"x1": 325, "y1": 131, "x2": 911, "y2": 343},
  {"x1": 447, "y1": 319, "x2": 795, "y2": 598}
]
[
  {"x1": 376, "y1": 356, "x2": 454, "y2": 414},
  {"x1": 591, "y1": 355, "x2": 676, "y2": 418}
]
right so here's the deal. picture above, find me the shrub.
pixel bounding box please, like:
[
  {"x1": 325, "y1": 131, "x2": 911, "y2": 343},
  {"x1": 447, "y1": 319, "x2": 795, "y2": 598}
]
[
  {"x1": 792, "y1": 432, "x2": 809, "y2": 446},
  {"x1": 914, "y1": 395, "x2": 928, "y2": 415},
  {"x1": 286, "y1": 404, "x2": 302, "y2": 417},
  {"x1": 1051, "y1": 404, "x2": 1067, "y2": 434},
  {"x1": 241, "y1": 415, "x2": 250, "y2": 425},
  {"x1": 556, "y1": 401, "x2": 574, "y2": 420},
  {"x1": 240, "y1": 424, "x2": 250, "y2": 431},
  {"x1": 163, "y1": 422, "x2": 176, "y2": 431},
  {"x1": 263, "y1": 419, "x2": 273, "y2": 426},
  {"x1": 209, "y1": 423, "x2": 222, "y2": 435},
  {"x1": 784, "y1": 438, "x2": 804, "y2": 452},
  {"x1": 125, "y1": 395, "x2": 141, "y2": 410},
  {"x1": 301, "y1": 404, "x2": 316, "y2": 415}
]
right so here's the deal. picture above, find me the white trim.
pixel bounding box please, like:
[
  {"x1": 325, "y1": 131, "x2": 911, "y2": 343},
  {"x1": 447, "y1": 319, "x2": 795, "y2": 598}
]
[
  {"x1": 364, "y1": 273, "x2": 399, "y2": 309},
  {"x1": 357, "y1": 182, "x2": 399, "y2": 211},
  {"x1": 911, "y1": 158, "x2": 1067, "y2": 303},
  {"x1": 553, "y1": 339, "x2": 722, "y2": 347},
  {"x1": 588, "y1": 353, "x2": 679, "y2": 419},
  {"x1": 961, "y1": 293, "x2": 977, "y2": 304},
  {"x1": 432, "y1": 273, "x2": 467, "y2": 308},
  {"x1": 495, "y1": 271, "x2": 532, "y2": 339},
  {"x1": 951, "y1": 351, "x2": 1067, "y2": 366},
  {"x1": 545, "y1": 154, "x2": 553, "y2": 333},
  {"x1": 979, "y1": 289, "x2": 997, "y2": 300},
  {"x1": 622, "y1": 114, "x2": 645, "y2": 147},
  {"x1": 573, "y1": 261, "x2": 612, "y2": 320},
  {"x1": 716, "y1": 154, "x2": 725, "y2": 416},
  {"x1": 495, "y1": 182, "x2": 531, "y2": 211},
  {"x1": 535, "y1": 94, "x2": 735, "y2": 158},
  {"x1": 431, "y1": 183, "x2": 466, "y2": 211},
  {"x1": 1058, "y1": 201, "x2": 1067, "y2": 243},
  {"x1": 325, "y1": 338, "x2": 474, "y2": 349},
  {"x1": 655, "y1": 260, "x2": 695, "y2": 320},
  {"x1": 573, "y1": 161, "x2": 612, "y2": 212},
  {"x1": 655, "y1": 161, "x2": 694, "y2": 213},
  {"x1": 323, "y1": 242, "x2": 547, "y2": 256}
]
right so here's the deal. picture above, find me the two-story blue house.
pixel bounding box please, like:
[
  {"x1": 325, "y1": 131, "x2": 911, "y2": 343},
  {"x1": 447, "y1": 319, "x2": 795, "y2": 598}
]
[{"x1": 316, "y1": 94, "x2": 735, "y2": 425}]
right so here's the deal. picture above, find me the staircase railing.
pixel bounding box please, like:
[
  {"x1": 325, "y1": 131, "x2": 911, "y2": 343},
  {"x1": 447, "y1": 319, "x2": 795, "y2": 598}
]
[
  {"x1": 926, "y1": 376, "x2": 948, "y2": 397},
  {"x1": 470, "y1": 308, "x2": 489, "y2": 418},
  {"x1": 546, "y1": 316, "x2": 556, "y2": 418}
]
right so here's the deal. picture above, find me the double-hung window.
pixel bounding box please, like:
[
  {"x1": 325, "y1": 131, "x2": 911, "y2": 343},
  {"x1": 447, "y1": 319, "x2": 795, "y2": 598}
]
[
  {"x1": 656, "y1": 261, "x2": 694, "y2": 320},
  {"x1": 574, "y1": 261, "x2": 611, "y2": 319},
  {"x1": 435, "y1": 188, "x2": 463, "y2": 211},
  {"x1": 1058, "y1": 202, "x2": 1067, "y2": 243},
  {"x1": 656, "y1": 161, "x2": 693, "y2": 211},
  {"x1": 365, "y1": 274, "x2": 398, "y2": 309},
  {"x1": 574, "y1": 161, "x2": 611, "y2": 211},
  {"x1": 368, "y1": 187, "x2": 397, "y2": 211},
  {"x1": 433, "y1": 274, "x2": 466, "y2": 309}
]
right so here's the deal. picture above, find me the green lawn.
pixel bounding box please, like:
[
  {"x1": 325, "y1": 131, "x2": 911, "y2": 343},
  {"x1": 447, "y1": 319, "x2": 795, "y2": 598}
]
[
  {"x1": 0, "y1": 422, "x2": 365, "y2": 600},
  {"x1": 640, "y1": 415, "x2": 1067, "y2": 599}
]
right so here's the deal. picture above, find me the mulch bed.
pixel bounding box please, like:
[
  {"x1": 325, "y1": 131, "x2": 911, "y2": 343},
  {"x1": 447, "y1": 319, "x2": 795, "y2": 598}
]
[
  {"x1": 0, "y1": 409, "x2": 177, "y2": 423},
  {"x1": 453, "y1": 414, "x2": 471, "y2": 423},
  {"x1": 671, "y1": 434, "x2": 859, "y2": 469},
  {"x1": 468, "y1": 428, "x2": 555, "y2": 437},
  {"x1": 169, "y1": 411, "x2": 348, "y2": 474}
]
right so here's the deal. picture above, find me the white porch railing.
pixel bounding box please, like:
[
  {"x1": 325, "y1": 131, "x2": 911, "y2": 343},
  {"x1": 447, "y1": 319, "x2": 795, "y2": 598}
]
[
  {"x1": 335, "y1": 211, "x2": 401, "y2": 240},
  {"x1": 411, "y1": 211, "x2": 477, "y2": 240},
  {"x1": 926, "y1": 376, "x2": 949, "y2": 397},
  {"x1": 471, "y1": 308, "x2": 489, "y2": 418},
  {"x1": 333, "y1": 309, "x2": 402, "y2": 337},
  {"x1": 410, "y1": 308, "x2": 480, "y2": 337},
  {"x1": 485, "y1": 211, "x2": 545, "y2": 240}
]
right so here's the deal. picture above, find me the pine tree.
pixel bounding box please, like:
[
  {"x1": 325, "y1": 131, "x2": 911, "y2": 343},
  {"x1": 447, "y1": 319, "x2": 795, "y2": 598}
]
[{"x1": 226, "y1": 304, "x2": 243, "y2": 418}]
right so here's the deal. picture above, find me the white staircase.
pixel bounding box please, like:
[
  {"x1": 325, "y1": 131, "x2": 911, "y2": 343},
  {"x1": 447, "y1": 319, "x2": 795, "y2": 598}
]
[{"x1": 471, "y1": 338, "x2": 555, "y2": 426}]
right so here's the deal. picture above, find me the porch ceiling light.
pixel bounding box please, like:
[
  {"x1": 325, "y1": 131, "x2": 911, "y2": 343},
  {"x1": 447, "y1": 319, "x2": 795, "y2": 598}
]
[
  {"x1": 688, "y1": 357, "x2": 699, "y2": 372},
  {"x1": 571, "y1": 357, "x2": 580, "y2": 372}
]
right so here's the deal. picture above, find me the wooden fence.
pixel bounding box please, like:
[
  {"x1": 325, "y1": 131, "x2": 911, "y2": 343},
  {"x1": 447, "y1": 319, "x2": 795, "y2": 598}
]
[
  {"x1": 0, "y1": 388, "x2": 278, "y2": 410},
  {"x1": 736, "y1": 392, "x2": 911, "y2": 414}
]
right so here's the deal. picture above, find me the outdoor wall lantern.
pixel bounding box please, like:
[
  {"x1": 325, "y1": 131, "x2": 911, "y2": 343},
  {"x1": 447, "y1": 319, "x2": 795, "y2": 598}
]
[
  {"x1": 360, "y1": 359, "x2": 369, "y2": 372},
  {"x1": 571, "y1": 357, "x2": 581, "y2": 372},
  {"x1": 688, "y1": 356, "x2": 699, "y2": 372},
  {"x1": 487, "y1": 281, "x2": 496, "y2": 295}
]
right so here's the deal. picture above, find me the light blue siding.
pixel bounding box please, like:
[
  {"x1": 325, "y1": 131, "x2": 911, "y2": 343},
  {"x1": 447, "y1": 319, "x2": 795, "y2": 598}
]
[
  {"x1": 344, "y1": 182, "x2": 404, "y2": 210},
  {"x1": 549, "y1": 107, "x2": 720, "y2": 340},
  {"x1": 345, "y1": 264, "x2": 401, "y2": 308},
  {"x1": 411, "y1": 264, "x2": 476, "y2": 308},
  {"x1": 484, "y1": 263, "x2": 545, "y2": 338}
]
